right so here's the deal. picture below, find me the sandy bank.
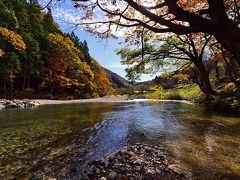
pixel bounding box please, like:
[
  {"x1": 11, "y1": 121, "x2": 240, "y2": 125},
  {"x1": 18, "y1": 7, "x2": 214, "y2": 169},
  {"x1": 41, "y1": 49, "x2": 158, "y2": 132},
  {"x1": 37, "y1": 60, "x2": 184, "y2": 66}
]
[
  {"x1": 35, "y1": 97, "x2": 131, "y2": 105},
  {"x1": 35, "y1": 98, "x2": 193, "y2": 105}
]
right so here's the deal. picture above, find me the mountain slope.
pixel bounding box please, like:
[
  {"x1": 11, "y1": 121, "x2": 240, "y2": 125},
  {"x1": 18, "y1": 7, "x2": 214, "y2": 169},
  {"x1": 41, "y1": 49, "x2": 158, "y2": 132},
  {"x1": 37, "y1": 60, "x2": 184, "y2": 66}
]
[
  {"x1": 133, "y1": 80, "x2": 155, "y2": 91},
  {"x1": 104, "y1": 68, "x2": 133, "y2": 88}
]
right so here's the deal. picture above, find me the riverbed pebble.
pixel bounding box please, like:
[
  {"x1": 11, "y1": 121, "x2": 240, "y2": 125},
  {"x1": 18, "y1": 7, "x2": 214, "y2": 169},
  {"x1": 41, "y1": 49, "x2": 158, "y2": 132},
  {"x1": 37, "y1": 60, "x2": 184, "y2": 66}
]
[{"x1": 83, "y1": 144, "x2": 188, "y2": 180}]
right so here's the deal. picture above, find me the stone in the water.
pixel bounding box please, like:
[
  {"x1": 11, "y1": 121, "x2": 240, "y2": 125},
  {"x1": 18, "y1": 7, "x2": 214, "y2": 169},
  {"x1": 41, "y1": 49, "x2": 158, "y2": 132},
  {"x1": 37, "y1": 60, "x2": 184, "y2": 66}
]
[
  {"x1": 132, "y1": 159, "x2": 142, "y2": 165},
  {"x1": 107, "y1": 171, "x2": 117, "y2": 180},
  {"x1": 119, "y1": 175, "x2": 127, "y2": 180},
  {"x1": 82, "y1": 175, "x2": 90, "y2": 180},
  {"x1": 100, "y1": 177, "x2": 107, "y2": 180},
  {"x1": 134, "y1": 166, "x2": 141, "y2": 171},
  {"x1": 155, "y1": 169, "x2": 162, "y2": 175}
]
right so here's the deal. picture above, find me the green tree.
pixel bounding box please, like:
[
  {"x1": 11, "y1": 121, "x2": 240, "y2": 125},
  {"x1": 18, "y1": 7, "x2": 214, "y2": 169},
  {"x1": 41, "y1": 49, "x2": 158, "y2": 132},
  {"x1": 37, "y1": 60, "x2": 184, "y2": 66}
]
[
  {"x1": 0, "y1": 1, "x2": 18, "y2": 30},
  {"x1": 43, "y1": 7, "x2": 60, "y2": 33},
  {"x1": 21, "y1": 32, "x2": 42, "y2": 91},
  {"x1": 117, "y1": 33, "x2": 216, "y2": 95},
  {"x1": 4, "y1": 0, "x2": 31, "y2": 33},
  {"x1": 0, "y1": 52, "x2": 21, "y2": 95},
  {"x1": 69, "y1": 32, "x2": 92, "y2": 65},
  {"x1": 43, "y1": 33, "x2": 95, "y2": 96}
]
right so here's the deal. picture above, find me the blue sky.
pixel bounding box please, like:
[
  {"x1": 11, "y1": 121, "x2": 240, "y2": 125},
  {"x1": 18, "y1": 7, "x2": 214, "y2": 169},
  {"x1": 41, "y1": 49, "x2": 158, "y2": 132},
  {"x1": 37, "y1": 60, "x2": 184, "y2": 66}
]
[{"x1": 39, "y1": 0, "x2": 156, "y2": 82}]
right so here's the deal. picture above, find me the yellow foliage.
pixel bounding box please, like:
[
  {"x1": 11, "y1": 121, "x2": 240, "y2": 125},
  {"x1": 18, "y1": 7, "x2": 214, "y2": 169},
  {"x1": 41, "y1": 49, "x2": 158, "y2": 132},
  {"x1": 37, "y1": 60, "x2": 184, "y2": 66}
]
[
  {"x1": 44, "y1": 34, "x2": 97, "y2": 94},
  {"x1": 0, "y1": 26, "x2": 26, "y2": 50},
  {"x1": 0, "y1": 49, "x2": 5, "y2": 57},
  {"x1": 171, "y1": 74, "x2": 190, "y2": 83},
  {"x1": 81, "y1": 62, "x2": 94, "y2": 80},
  {"x1": 92, "y1": 61, "x2": 113, "y2": 96},
  {"x1": 45, "y1": 33, "x2": 113, "y2": 96}
]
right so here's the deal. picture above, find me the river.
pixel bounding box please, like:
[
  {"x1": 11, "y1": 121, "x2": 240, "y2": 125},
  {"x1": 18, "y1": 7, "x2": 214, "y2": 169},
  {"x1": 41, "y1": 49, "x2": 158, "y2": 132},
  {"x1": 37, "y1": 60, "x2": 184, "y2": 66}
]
[{"x1": 0, "y1": 100, "x2": 239, "y2": 179}]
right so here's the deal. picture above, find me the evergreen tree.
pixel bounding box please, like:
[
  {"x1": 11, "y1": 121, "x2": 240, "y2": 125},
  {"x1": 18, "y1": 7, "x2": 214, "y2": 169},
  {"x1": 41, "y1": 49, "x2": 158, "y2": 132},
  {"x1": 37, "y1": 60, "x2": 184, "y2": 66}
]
[{"x1": 0, "y1": 1, "x2": 18, "y2": 30}]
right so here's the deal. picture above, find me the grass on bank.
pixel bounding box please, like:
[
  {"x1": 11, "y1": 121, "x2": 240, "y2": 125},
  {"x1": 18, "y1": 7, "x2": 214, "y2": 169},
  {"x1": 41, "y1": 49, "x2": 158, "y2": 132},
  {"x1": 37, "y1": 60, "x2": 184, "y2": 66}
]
[
  {"x1": 148, "y1": 84, "x2": 205, "y2": 102},
  {"x1": 131, "y1": 83, "x2": 205, "y2": 102},
  {"x1": 134, "y1": 81, "x2": 240, "y2": 113}
]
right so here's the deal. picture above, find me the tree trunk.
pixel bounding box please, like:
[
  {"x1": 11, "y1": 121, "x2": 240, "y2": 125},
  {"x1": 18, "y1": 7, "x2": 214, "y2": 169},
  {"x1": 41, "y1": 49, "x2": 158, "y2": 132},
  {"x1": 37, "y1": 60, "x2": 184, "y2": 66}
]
[
  {"x1": 214, "y1": 25, "x2": 240, "y2": 66},
  {"x1": 193, "y1": 60, "x2": 216, "y2": 95},
  {"x1": 10, "y1": 73, "x2": 13, "y2": 92},
  {"x1": 3, "y1": 78, "x2": 7, "y2": 97},
  {"x1": 23, "y1": 73, "x2": 26, "y2": 92},
  {"x1": 214, "y1": 62, "x2": 220, "y2": 81},
  {"x1": 222, "y1": 53, "x2": 240, "y2": 84},
  {"x1": 27, "y1": 75, "x2": 30, "y2": 89}
]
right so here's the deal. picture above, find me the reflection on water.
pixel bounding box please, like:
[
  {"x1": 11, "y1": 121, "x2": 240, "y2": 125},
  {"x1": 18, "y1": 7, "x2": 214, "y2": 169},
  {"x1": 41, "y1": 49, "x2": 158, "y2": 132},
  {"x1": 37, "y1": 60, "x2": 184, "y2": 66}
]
[{"x1": 0, "y1": 101, "x2": 240, "y2": 179}]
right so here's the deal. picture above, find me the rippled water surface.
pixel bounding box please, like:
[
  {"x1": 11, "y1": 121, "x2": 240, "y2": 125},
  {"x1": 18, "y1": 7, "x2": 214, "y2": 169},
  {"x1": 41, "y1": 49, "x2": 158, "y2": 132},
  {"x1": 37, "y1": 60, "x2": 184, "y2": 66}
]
[{"x1": 0, "y1": 101, "x2": 240, "y2": 179}]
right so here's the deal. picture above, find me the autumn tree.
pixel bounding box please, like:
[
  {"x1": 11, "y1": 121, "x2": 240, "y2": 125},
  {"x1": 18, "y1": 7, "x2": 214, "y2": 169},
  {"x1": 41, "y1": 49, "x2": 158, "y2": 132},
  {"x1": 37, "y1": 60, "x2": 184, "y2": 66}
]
[
  {"x1": 56, "y1": 0, "x2": 240, "y2": 66},
  {"x1": 43, "y1": 33, "x2": 96, "y2": 96},
  {"x1": 91, "y1": 59, "x2": 113, "y2": 96},
  {"x1": 209, "y1": 42, "x2": 240, "y2": 86},
  {"x1": 0, "y1": 27, "x2": 26, "y2": 95},
  {"x1": 0, "y1": 27, "x2": 26, "y2": 52}
]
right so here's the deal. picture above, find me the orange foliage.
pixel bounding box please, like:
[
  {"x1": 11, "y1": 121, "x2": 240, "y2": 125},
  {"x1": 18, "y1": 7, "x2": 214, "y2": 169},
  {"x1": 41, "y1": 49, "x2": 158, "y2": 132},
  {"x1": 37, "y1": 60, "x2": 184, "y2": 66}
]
[
  {"x1": 43, "y1": 33, "x2": 98, "y2": 95},
  {"x1": 177, "y1": 0, "x2": 208, "y2": 13},
  {"x1": 93, "y1": 61, "x2": 113, "y2": 96},
  {"x1": 211, "y1": 53, "x2": 222, "y2": 62},
  {"x1": 41, "y1": 52, "x2": 80, "y2": 90},
  {"x1": 81, "y1": 62, "x2": 94, "y2": 81}
]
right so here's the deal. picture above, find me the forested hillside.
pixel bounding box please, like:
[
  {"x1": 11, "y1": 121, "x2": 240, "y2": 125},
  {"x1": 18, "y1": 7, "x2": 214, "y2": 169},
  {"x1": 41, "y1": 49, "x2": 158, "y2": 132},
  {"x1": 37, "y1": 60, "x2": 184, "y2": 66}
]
[
  {"x1": 104, "y1": 68, "x2": 133, "y2": 88},
  {"x1": 0, "y1": 0, "x2": 113, "y2": 98}
]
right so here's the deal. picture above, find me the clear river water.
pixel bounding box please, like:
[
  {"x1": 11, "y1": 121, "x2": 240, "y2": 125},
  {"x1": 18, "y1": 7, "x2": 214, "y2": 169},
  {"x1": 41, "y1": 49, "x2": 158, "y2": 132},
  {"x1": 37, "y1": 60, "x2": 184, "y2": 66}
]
[{"x1": 0, "y1": 100, "x2": 240, "y2": 179}]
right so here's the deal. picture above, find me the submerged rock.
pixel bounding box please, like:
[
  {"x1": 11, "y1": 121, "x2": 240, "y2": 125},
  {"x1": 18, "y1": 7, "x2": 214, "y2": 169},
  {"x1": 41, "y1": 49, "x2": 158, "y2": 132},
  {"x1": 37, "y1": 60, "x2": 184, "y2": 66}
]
[
  {"x1": 83, "y1": 144, "x2": 188, "y2": 180},
  {"x1": 107, "y1": 171, "x2": 117, "y2": 179},
  {"x1": 100, "y1": 177, "x2": 107, "y2": 180}
]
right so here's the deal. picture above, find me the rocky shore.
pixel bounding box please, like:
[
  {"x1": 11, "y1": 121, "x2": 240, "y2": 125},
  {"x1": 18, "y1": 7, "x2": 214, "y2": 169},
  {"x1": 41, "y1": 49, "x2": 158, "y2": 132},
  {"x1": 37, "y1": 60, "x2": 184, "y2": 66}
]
[
  {"x1": 0, "y1": 99, "x2": 39, "y2": 109},
  {"x1": 82, "y1": 144, "x2": 188, "y2": 180}
]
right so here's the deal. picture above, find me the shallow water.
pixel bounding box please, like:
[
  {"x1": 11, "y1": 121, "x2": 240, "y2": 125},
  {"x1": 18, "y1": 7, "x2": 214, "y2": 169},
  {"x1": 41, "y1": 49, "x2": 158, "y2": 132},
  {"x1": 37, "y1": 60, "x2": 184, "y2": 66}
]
[{"x1": 0, "y1": 101, "x2": 240, "y2": 179}]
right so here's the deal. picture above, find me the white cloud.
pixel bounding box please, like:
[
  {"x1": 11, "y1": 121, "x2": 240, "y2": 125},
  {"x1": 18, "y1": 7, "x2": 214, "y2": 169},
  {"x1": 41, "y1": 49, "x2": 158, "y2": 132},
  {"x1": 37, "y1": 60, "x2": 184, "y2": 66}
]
[
  {"x1": 54, "y1": 8, "x2": 82, "y2": 24},
  {"x1": 39, "y1": 0, "x2": 126, "y2": 37},
  {"x1": 108, "y1": 62, "x2": 128, "y2": 68}
]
